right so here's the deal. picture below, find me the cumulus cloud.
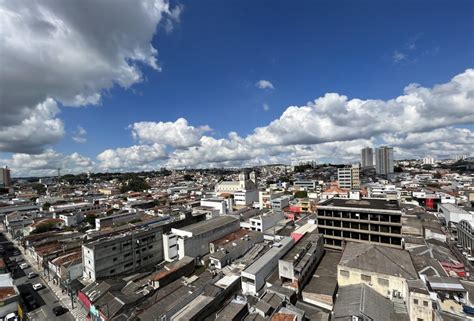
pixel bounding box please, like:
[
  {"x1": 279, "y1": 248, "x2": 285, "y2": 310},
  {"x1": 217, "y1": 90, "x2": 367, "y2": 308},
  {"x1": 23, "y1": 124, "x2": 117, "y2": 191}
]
[
  {"x1": 0, "y1": 149, "x2": 94, "y2": 177},
  {"x1": 0, "y1": 98, "x2": 64, "y2": 153},
  {"x1": 255, "y1": 80, "x2": 274, "y2": 90},
  {"x1": 262, "y1": 103, "x2": 270, "y2": 112},
  {"x1": 72, "y1": 126, "x2": 87, "y2": 143},
  {"x1": 97, "y1": 143, "x2": 167, "y2": 170},
  {"x1": 0, "y1": 0, "x2": 181, "y2": 153},
  {"x1": 130, "y1": 118, "x2": 211, "y2": 148}
]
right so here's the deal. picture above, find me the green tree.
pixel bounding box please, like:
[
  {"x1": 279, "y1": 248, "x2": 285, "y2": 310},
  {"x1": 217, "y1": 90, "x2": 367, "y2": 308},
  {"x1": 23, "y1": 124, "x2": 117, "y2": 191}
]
[
  {"x1": 31, "y1": 183, "x2": 46, "y2": 195},
  {"x1": 42, "y1": 202, "x2": 51, "y2": 211},
  {"x1": 294, "y1": 191, "x2": 308, "y2": 198},
  {"x1": 85, "y1": 214, "x2": 97, "y2": 227},
  {"x1": 120, "y1": 178, "x2": 150, "y2": 193},
  {"x1": 32, "y1": 222, "x2": 56, "y2": 234}
]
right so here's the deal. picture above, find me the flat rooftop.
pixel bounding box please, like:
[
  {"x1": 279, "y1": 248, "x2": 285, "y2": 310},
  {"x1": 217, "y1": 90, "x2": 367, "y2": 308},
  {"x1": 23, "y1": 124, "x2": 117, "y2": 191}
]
[
  {"x1": 178, "y1": 215, "x2": 238, "y2": 236},
  {"x1": 319, "y1": 198, "x2": 400, "y2": 211}
]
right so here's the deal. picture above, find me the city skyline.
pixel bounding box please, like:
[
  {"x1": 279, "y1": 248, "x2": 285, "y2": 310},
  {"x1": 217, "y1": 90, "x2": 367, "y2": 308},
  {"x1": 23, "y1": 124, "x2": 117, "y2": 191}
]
[{"x1": 1, "y1": 0, "x2": 473, "y2": 177}]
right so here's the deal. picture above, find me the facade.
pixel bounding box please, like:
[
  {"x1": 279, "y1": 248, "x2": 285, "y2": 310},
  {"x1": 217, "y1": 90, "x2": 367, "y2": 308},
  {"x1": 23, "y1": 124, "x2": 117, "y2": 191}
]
[
  {"x1": 82, "y1": 224, "x2": 164, "y2": 281},
  {"x1": 293, "y1": 180, "x2": 319, "y2": 190},
  {"x1": 271, "y1": 196, "x2": 291, "y2": 210},
  {"x1": 200, "y1": 198, "x2": 233, "y2": 214},
  {"x1": 241, "y1": 236, "x2": 294, "y2": 295},
  {"x1": 0, "y1": 274, "x2": 19, "y2": 319},
  {"x1": 317, "y1": 198, "x2": 403, "y2": 250},
  {"x1": 163, "y1": 215, "x2": 240, "y2": 261},
  {"x1": 278, "y1": 232, "x2": 324, "y2": 293},
  {"x1": 246, "y1": 210, "x2": 285, "y2": 233},
  {"x1": 337, "y1": 164, "x2": 360, "y2": 190},
  {"x1": 337, "y1": 242, "x2": 418, "y2": 300},
  {"x1": 361, "y1": 147, "x2": 374, "y2": 169},
  {"x1": 0, "y1": 167, "x2": 12, "y2": 188},
  {"x1": 375, "y1": 146, "x2": 394, "y2": 175},
  {"x1": 439, "y1": 203, "x2": 472, "y2": 228},
  {"x1": 457, "y1": 219, "x2": 474, "y2": 255}
]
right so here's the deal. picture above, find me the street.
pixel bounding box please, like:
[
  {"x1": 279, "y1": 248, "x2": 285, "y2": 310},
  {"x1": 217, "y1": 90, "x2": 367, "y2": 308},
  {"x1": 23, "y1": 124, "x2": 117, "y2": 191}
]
[{"x1": 0, "y1": 232, "x2": 75, "y2": 321}]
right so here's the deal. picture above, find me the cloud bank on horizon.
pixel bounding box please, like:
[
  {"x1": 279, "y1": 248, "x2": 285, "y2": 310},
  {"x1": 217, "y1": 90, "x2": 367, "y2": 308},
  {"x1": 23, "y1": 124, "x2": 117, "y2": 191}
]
[{"x1": 0, "y1": 0, "x2": 473, "y2": 177}]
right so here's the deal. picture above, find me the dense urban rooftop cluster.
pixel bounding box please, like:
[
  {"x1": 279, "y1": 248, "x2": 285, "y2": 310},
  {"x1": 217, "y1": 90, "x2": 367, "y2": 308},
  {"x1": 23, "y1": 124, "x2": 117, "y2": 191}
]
[{"x1": 0, "y1": 153, "x2": 473, "y2": 320}]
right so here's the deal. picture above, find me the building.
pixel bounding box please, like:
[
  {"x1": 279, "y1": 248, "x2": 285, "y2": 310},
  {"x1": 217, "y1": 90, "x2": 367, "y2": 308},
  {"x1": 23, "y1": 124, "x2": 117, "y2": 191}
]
[
  {"x1": 0, "y1": 274, "x2": 19, "y2": 319},
  {"x1": 82, "y1": 223, "x2": 165, "y2": 281},
  {"x1": 439, "y1": 203, "x2": 473, "y2": 228},
  {"x1": 244, "y1": 210, "x2": 285, "y2": 233},
  {"x1": 361, "y1": 147, "x2": 374, "y2": 169},
  {"x1": 163, "y1": 215, "x2": 240, "y2": 261},
  {"x1": 209, "y1": 229, "x2": 263, "y2": 269},
  {"x1": 278, "y1": 232, "x2": 324, "y2": 293},
  {"x1": 375, "y1": 146, "x2": 394, "y2": 175},
  {"x1": 215, "y1": 171, "x2": 258, "y2": 206},
  {"x1": 457, "y1": 219, "x2": 474, "y2": 255},
  {"x1": 293, "y1": 180, "x2": 319, "y2": 190},
  {"x1": 333, "y1": 284, "x2": 402, "y2": 321},
  {"x1": 337, "y1": 164, "x2": 360, "y2": 190},
  {"x1": 241, "y1": 236, "x2": 294, "y2": 295},
  {"x1": 0, "y1": 167, "x2": 12, "y2": 188},
  {"x1": 423, "y1": 157, "x2": 435, "y2": 165},
  {"x1": 337, "y1": 242, "x2": 418, "y2": 300},
  {"x1": 317, "y1": 198, "x2": 403, "y2": 250},
  {"x1": 200, "y1": 197, "x2": 233, "y2": 215}
]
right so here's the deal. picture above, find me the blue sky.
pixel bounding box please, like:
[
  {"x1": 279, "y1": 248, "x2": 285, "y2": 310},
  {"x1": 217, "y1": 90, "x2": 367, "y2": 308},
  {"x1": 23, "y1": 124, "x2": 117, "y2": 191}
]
[{"x1": 1, "y1": 0, "x2": 473, "y2": 175}]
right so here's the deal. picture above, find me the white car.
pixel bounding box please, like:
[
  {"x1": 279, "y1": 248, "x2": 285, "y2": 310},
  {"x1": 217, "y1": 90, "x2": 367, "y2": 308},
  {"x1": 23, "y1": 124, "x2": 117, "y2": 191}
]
[
  {"x1": 19, "y1": 263, "x2": 29, "y2": 270},
  {"x1": 4, "y1": 313, "x2": 18, "y2": 321},
  {"x1": 32, "y1": 283, "x2": 43, "y2": 291}
]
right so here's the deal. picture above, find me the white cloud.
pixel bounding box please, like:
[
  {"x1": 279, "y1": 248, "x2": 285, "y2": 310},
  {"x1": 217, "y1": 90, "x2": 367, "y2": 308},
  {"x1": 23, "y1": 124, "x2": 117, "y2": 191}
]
[
  {"x1": 393, "y1": 51, "x2": 407, "y2": 63},
  {"x1": 97, "y1": 143, "x2": 167, "y2": 170},
  {"x1": 255, "y1": 80, "x2": 275, "y2": 90},
  {"x1": 130, "y1": 118, "x2": 212, "y2": 148},
  {"x1": 262, "y1": 103, "x2": 270, "y2": 112},
  {"x1": 0, "y1": 98, "x2": 64, "y2": 153},
  {"x1": 0, "y1": 149, "x2": 94, "y2": 177},
  {"x1": 72, "y1": 126, "x2": 87, "y2": 143},
  {"x1": 0, "y1": 0, "x2": 181, "y2": 153}
]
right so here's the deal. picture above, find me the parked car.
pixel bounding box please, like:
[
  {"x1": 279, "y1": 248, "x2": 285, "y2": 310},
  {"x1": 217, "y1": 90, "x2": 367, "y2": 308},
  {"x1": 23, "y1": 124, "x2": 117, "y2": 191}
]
[
  {"x1": 4, "y1": 312, "x2": 18, "y2": 321},
  {"x1": 27, "y1": 272, "x2": 37, "y2": 279},
  {"x1": 15, "y1": 257, "x2": 24, "y2": 263},
  {"x1": 32, "y1": 283, "x2": 43, "y2": 291},
  {"x1": 52, "y1": 306, "x2": 68, "y2": 316},
  {"x1": 19, "y1": 263, "x2": 28, "y2": 270}
]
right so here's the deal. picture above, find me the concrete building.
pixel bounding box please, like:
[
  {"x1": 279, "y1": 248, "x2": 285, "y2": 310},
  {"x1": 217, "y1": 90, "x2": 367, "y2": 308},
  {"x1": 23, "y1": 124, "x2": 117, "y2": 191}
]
[
  {"x1": 278, "y1": 232, "x2": 324, "y2": 293},
  {"x1": 200, "y1": 197, "x2": 233, "y2": 214},
  {"x1": 241, "y1": 236, "x2": 294, "y2": 295},
  {"x1": 375, "y1": 146, "x2": 394, "y2": 175},
  {"x1": 317, "y1": 198, "x2": 403, "y2": 250},
  {"x1": 407, "y1": 279, "x2": 433, "y2": 321},
  {"x1": 209, "y1": 229, "x2": 263, "y2": 269},
  {"x1": 293, "y1": 180, "x2": 319, "y2": 190},
  {"x1": 163, "y1": 215, "x2": 240, "y2": 261},
  {"x1": 439, "y1": 203, "x2": 473, "y2": 228},
  {"x1": 0, "y1": 274, "x2": 19, "y2": 319},
  {"x1": 457, "y1": 219, "x2": 474, "y2": 255},
  {"x1": 245, "y1": 210, "x2": 285, "y2": 233},
  {"x1": 361, "y1": 147, "x2": 374, "y2": 169},
  {"x1": 50, "y1": 202, "x2": 101, "y2": 216},
  {"x1": 337, "y1": 242, "x2": 418, "y2": 300},
  {"x1": 82, "y1": 223, "x2": 165, "y2": 281},
  {"x1": 423, "y1": 157, "x2": 435, "y2": 165},
  {"x1": 0, "y1": 167, "x2": 11, "y2": 188},
  {"x1": 337, "y1": 164, "x2": 360, "y2": 190},
  {"x1": 271, "y1": 195, "x2": 291, "y2": 211},
  {"x1": 259, "y1": 190, "x2": 286, "y2": 209}
]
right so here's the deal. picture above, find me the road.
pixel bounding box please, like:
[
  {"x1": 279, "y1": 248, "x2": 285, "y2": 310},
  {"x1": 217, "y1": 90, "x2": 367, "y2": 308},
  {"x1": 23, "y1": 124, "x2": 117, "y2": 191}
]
[{"x1": 0, "y1": 232, "x2": 75, "y2": 321}]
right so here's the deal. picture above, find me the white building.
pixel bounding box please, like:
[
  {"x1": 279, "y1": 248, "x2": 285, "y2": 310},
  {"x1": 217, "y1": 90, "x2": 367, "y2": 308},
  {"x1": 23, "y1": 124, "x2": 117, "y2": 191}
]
[
  {"x1": 439, "y1": 203, "x2": 473, "y2": 227},
  {"x1": 245, "y1": 210, "x2": 285, "y2": 233},
  {"x1": 163, "y1": 215, "x2": 240, "y2": 262},
  {"x1": 422, "y1": 157, "x2": 435, "y2": 165},
  {"x1": 200, "y1": 197, "x2": 233, "y2": 214},
  {"x1": 338, "y1": 164, "x2": 360, "y2": 190},
  {"x1": 241, "y1": 237, "x2": 294, "y2": 295}
]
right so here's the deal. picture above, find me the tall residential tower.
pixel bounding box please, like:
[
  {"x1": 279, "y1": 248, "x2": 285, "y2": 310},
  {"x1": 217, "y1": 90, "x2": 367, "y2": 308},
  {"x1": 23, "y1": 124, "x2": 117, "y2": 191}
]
[
  {"x1": 361, "y1": 147, "x2": 374, "y2": 169},
  {"x1": 375, "y1": 146, "x2": 394, "y2": 175}
]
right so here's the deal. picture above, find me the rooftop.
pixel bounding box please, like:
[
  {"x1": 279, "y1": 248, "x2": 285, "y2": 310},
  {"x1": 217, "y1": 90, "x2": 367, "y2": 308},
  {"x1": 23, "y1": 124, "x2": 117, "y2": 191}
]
[
  {"x1": 319, "y1": 198, "x2": 401, "y2": 212},
  {"x1": 339, "y1": 242, "x2": 418, "y2": 280},
  {"x1": 177, "y1": 215, "x2": 238, "y2": 236}
]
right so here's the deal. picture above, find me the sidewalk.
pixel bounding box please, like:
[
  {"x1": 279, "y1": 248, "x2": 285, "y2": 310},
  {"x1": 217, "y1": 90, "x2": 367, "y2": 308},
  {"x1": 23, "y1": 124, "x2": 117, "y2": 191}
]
[{"x1": 5, "y1": 233, "x2": 87, "y2": 320}]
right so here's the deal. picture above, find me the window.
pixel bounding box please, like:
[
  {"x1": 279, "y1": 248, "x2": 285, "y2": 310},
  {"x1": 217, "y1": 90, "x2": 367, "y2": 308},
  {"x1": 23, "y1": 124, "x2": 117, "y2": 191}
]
[
  {"x1": 361, "y1": 274, "x2": 371, "y2": 282},
  {"x1": 112, "y1": 246, "x2": 116, "y2": 251},
  {"x1": 148, "y1": 245, "x2": 153, "y2": 249},
  {"x1": 417, "y1": 319, "x2": 423, "y2": 321},
  {"x1": 413, "y1": 299, "x2": 419, "y2": 305},
  {"x1": 113, "y1": 257, "x2": 118, "y2": 262},
  {"x1": 124, "y1": 253, "x2": 131, "y2": 258},
  {"x1": 340, "y1": 270, "x2": 350, "y2": 278},
  {"x1": 423, "y1": 301, "x2": 428, "y2": 307},
  {"x1": 110, "y1": 269, "x2": 115, "y2": 274},
  {"x1": 378, "y1": 278, "x2": 389, "y2": 287},
  {"x1": 124, "y1": 262, "x2": 133, "y2": 268}
]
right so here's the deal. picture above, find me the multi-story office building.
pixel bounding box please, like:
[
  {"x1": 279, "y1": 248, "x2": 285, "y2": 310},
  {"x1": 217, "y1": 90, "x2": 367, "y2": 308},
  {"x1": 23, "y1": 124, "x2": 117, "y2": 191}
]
[
  {"x1": 82, "y1": 223, "x2": 165, "y2": 281},
  {"x1": 337, "y1": 164, "x2": 360, "y2": 190},
  {"x1": 0, "y1": 167, "x2": 11, "y2": 188},
  {"x1": 375, "y1": 146, "x2": 394, "y2": 175},
  {"x1": 316, "y1": 198, "x2": 402, "y2": 250},
  {"x1": 361, "y1": 147, "x2": 374, "y2": 169}
]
